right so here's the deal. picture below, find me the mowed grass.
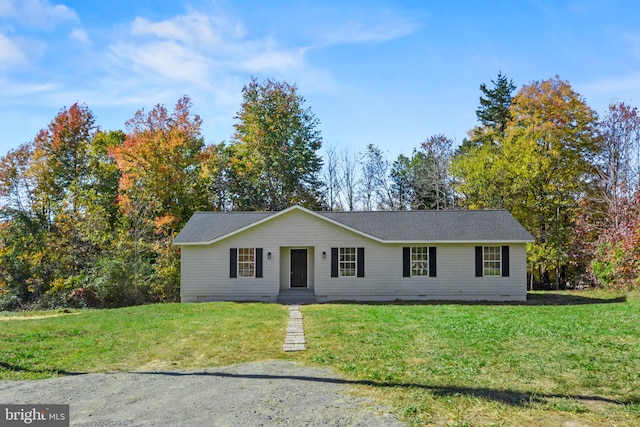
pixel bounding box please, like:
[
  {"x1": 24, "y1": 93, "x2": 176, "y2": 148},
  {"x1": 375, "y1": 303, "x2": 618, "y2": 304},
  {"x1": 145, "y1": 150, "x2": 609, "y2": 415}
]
[
  {"x1": 1, "y1": 292, "x2": 639, "y2": 426},
  {"x1": 0, "y1": 302, "x2": 290, "y2": 378},
  {"x1": 301, "y1": 292, "x2": 640, "y2": 426}
]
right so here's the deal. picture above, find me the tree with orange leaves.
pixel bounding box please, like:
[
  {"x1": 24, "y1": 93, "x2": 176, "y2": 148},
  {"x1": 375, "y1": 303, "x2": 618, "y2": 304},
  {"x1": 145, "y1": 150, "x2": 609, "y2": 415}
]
[
  {"x1": 110, "y1": 95, "x2": 207, "y2": 237},
  {"x1": 0, "y1": 103, "x2": 122, "y2": 302},
  {"x1": 109, "y1": 96, "x2": 208, "y2": 301}
]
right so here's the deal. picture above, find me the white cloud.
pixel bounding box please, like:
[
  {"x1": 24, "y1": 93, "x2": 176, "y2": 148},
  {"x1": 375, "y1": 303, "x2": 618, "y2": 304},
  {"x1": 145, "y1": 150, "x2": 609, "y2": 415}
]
[
  {"x1": 322, "y1": 17, "x2": 420, "y2": 45},
  {"x1": 130, "y1": 12, "x2": 225, "y2": 46},
  {"x1": 109, "y1": 9, "x2": 315, "y2": 88},
  {"x1": 241, "y1": 47, "x2": 307, "y2": 72},
  {"x1": 47, "y1": 2, "x2": 76, "y2": 21},
  {"x1": 0, "y1": 77, "x2": 57, "y2": 96},
  {"x1": 0, "y1": 1, "x2": 80, "y2": 70},
  {"x1": 0, "y1": 32, "x2": 26, "y2": 68},
  {"x1": 110, "y1": 40, "x2": 211, "y2": 83},
  {"x1": 69, "y1": 28, "x2": 90, "y2": 45},
  {"x1": 301, "y1": 3, "x2": 421, "y2": 47},
  {"x1": 0, "y1": 0, "x2": 77, "y2": 28},
  {"x1": 0, "y1": 0, "x2": 15, "y2": 16},
  {"x1": 581, "y1": 74, "x2": 640, "y2": 95},
  {"x1": 577, "y1": 74, "x2": 640, "y2": 113},
  {"x1": 132, "y1": 16, "x2": 194, "y2": 43}
]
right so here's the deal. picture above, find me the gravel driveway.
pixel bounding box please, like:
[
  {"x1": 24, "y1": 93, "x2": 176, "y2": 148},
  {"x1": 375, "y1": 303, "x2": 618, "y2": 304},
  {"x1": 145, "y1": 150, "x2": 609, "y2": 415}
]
[{"x1": 0, "y1": 361, "x2": 404, "y2": 426}]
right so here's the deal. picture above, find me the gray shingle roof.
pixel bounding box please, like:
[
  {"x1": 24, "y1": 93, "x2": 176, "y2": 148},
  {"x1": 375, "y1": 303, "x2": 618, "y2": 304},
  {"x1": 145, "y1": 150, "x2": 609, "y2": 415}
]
[
  {"x1": 319, "y1": 210, "x2": 533, "y2": 242},
  {"x1": 173, "y1": 211, "x2": 275, "y2": 245},
  {"x1": 174, "y1": 206, "x2": 534, "y2": 245}
]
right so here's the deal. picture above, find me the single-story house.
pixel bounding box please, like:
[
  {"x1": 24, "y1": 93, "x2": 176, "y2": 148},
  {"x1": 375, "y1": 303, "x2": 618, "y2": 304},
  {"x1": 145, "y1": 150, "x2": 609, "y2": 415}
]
[{"x1": 174, "y1": 205, "x2": 534, "y2": 303}]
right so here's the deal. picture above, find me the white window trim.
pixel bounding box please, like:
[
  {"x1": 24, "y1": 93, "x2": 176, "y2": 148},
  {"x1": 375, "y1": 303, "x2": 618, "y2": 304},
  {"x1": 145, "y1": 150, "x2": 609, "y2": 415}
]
[
  {"x1": 411, "y1": 246, "x2": 429, "y2": 277},
  {"x1": 339, "y1": 247, "x2": 357, "y2": 278},
  {"x1": 237, "y1": 247, "x2": 256, "y2": 278},
  {"x1": 483, "y1": 246, "x2": 501, "y2": 277}
]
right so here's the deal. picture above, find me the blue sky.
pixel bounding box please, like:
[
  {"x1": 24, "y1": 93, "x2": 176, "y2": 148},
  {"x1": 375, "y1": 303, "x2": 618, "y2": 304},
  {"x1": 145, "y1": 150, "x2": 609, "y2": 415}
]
[{"x1": 1, "y1": 0, "x2": 640, "y2": 159}]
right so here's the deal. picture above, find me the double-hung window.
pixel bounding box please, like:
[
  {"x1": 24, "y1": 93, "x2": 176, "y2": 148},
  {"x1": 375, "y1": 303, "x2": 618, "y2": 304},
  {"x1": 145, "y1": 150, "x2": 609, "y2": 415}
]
[
  {"x1": 483, "y1": 246, "x2": 501, "y2": 277},
  {"x1": 230, "y1": 248, "x2": 263, "y2": 278},
  {"x1": 238, "y1": 248, "x2": 255, "y2": 277},
  {"x1": 331, "y1": 247, "x2": 365, "y2": 278},
  {"x1": 411, "y1": 246, "x2": 429, "y2": 276},
  {"x1": 402, "y1": 246, "x2": 437, "y2": 277},
  {"x1": 475, "y1": 246, "x2": 509, "y2": 277},
  {"x1": 339, "y1": 247, "x2": 356, "y2": 277}
]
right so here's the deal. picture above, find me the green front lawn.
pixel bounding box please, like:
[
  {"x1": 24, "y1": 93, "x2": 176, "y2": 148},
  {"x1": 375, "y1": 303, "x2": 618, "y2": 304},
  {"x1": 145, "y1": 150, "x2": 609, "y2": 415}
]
[
  {"x1": 0, "y1": 302, "x2": 290, "y2": 377},
  {"x1": 1, "y1": 291, "x2": 638, "y2": 426},
  {"x1": 302, "y1": 292, "x2": 640, "y2": 426}
]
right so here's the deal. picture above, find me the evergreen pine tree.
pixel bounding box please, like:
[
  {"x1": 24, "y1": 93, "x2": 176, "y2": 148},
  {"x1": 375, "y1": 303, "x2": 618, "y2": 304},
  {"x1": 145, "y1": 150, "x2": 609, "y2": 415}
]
[{"x1": 476, "y1": 72, "x2": 516, "y2": 136}]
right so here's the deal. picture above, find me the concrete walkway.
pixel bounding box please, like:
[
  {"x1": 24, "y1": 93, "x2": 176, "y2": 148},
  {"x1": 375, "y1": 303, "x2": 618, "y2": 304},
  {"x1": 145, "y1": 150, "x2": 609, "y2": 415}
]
[{"x1": 283, "y1": 305, "x2": 306, "y2": 352}]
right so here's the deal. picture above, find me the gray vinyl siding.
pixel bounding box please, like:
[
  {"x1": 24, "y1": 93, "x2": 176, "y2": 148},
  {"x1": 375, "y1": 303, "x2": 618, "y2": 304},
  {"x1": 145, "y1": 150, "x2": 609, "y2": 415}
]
[
  {"x1": 180, "y1": 208, "x2": 528, "y2": 302},
  {"x1": 315, "y1": 243, "x2": 526, "y2": 302},
  {"x1": 180, "y1": 244, "x2": 278, "y2": 302}
]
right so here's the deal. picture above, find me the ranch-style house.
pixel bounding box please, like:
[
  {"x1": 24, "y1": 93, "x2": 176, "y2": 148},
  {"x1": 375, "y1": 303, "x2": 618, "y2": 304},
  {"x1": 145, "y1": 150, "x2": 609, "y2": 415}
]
[{"x1": 174, "y1": 205, "x2": 534, "y2": 303}]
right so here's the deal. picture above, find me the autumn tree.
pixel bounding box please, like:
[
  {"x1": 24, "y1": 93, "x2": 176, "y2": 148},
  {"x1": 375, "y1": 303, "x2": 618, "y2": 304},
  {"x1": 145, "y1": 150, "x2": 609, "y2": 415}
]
[
  {"x1": 111, "y1": 96, "x2": 206, "y2": 233},
  {"x1": 227, "y1": 77, "x2": 324, "y2": 211},
  {"x1": 201, "y1": 142, "x2": 231, "y2": 211},
  {"x1": 575, "y1": 102, "x2": 640, "y2": 288},
  {"x1": 452, "y1": 133, "x2": 510, "y2": 210},
  {"x1": 31, "y1": 103, "x2": 105, "y2": 279},
  {"x1": 0, "y1": 104, "x2": 122, "y2": 304},
  {"x1": 503, "y1": 77, "x2": 599, "y2": 287},
  {"x1": 454, "y1": 76, "x2": 600, "y2": 287},
  {"x1": 36, "y1": 103, "x2": 97, "y2": 218},
  {"x1": 109, "y1": 96, "x2": 207, "y2": 301},
  {"x1": 0, "y1": 142, "x2": 36, "y2": 217},
  {"x1": 0, "y1": 142, "x2": 45, "y2": 302}
]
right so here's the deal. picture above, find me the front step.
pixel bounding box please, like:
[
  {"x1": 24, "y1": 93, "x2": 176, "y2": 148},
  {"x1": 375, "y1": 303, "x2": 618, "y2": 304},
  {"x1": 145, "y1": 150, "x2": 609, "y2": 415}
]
[{"x1": 277, "y1": 289, "x2": 317, "y2": 305}]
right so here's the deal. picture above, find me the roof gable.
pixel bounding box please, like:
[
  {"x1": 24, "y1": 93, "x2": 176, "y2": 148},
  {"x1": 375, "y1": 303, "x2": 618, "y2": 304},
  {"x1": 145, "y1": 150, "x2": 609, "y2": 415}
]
[{"x1": 174, "y1": 205, "x2": 534, "y2": 245}]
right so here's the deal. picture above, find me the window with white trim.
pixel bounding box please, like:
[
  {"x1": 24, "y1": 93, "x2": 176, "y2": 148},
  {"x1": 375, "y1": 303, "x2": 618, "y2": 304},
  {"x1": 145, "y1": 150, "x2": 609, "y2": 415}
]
[
  {"x1": 339, "y1": 247, "x2": 356, "y2": 277},
  {"x1": 238, "y1": 248, "x2": 255, "y2": 277},
  {"x1": 411, "y1": 246, "x2": 429, "y2": 276},
  {"x1": 483, "y1": 246, "x2": 501, "y2": 277}
]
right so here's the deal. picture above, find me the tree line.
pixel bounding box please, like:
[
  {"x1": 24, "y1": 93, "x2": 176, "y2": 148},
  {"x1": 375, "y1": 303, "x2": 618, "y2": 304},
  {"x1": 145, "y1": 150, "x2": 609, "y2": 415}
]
[{"x1": 0, "y1": 74, "x2": 638, "y2": 309}]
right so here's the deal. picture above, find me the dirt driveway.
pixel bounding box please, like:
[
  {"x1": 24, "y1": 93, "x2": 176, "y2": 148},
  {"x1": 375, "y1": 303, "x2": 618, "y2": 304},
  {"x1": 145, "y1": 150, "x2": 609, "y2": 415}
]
[{"x1": 0, "y1": 360, "x2": 404, "y2": 426}]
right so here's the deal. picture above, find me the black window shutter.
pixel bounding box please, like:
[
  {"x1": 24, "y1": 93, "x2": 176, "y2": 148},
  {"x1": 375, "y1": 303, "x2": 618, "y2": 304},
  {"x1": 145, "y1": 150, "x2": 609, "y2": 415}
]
[
  {"x1": 230, "y1": 248, "x2": 237, "y2": 278},
  {"x1": 429, "y1": 246, "x2": 437, "y2": 277},
  {"x1": 475, "y1": 246, "x2": 483, "y2": 277},
  {"x1": 255, "y1": 248, "x2": 263, "y2": 278},
  {"x1": 501, "y1": 246, "x2": 510, "y2": 277},
  {"x1": 402, "y1": 247, "x2": 411, "y2": 277},
  {"x1": 357, "y1": 247, "x2": 365, "y2": 277},
  {"x1": 331, "y1": 248, "x2": 338, "y2": 277}
]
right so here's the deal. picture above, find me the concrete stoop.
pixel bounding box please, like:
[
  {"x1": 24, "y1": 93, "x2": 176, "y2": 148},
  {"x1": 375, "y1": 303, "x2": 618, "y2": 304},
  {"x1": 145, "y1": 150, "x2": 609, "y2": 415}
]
[{"x1": 277, "y1": 289, "x2": 317, "y2": 305}]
